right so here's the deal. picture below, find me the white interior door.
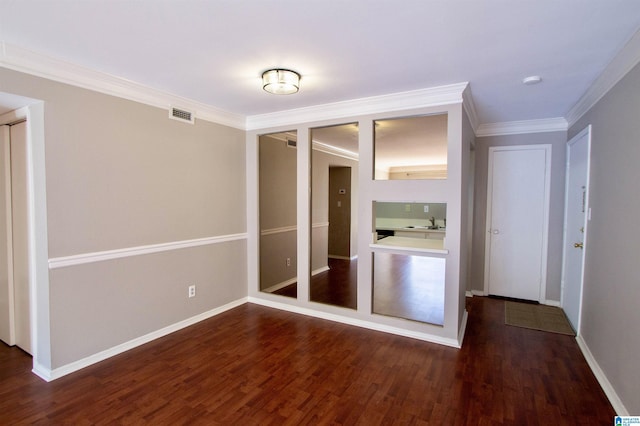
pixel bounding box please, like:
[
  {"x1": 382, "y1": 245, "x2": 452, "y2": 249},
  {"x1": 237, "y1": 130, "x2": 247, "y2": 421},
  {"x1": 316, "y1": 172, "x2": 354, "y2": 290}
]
[
  {"x1": 561, "y1": 127, "x2": 591, "y2": 333},
  {"x1": 11, "y1": 121, "x2": 31, "y2": 354},
  {"x1": 484, "y1": 145, "x2": 551, "y2": 302},
  {"x1": 0, "y1": 125, "x2": 15, "y2": 346},
  {"x1": 0, "y1": 119, "x2": 30, "y2": 354}
]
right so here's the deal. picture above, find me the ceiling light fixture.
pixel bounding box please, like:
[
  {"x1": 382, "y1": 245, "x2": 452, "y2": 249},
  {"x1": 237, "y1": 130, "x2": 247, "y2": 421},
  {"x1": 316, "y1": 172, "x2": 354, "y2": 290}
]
[
  {"x1": 262, "y1": 69, "x2": 300, "y2": 95},
  {"x1": 523, "y1": 75, "x2": 542, "y2": 85}
]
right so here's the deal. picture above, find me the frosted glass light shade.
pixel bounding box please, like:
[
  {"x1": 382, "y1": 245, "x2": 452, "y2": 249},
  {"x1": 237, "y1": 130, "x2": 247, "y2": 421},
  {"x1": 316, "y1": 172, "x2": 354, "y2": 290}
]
[{"x1": 262, "y1": 69, "x2": 300, "y2": 95}]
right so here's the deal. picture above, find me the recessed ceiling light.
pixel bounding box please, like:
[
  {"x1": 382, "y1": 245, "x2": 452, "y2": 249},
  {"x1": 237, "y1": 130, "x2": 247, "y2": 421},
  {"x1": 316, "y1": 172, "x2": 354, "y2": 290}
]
[
  {"x1": 262, "y1": 69, "x2": 300, "y2": 95},
  {"x1": 523, "y1": 75, "x2": 542, "y2": 85}
]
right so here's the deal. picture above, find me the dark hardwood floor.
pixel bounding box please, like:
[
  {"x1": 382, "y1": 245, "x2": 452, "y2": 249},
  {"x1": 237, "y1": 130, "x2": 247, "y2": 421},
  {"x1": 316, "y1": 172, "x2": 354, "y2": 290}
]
[
  {"x1": 0, "y1": 297, "x2": 614, "y2": 425},
  {"x1": 275, "y1": 255, "x2": 445, "y2": 326},
  {"x1": 373, "y1": 253, "x2": 444, "y2": 325},
  {"x1": 272, "y1": 258, "x2": 358, "y2": 309},
  {"x1": 310, "y1": 258, "x2": 358, "y2": 309}
]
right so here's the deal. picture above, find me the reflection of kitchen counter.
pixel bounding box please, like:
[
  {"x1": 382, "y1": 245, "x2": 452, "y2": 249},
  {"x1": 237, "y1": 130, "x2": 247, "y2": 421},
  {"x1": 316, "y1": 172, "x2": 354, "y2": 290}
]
[
  {"x1": 376, "y1": 226, "x2": 445, "y2": 240},
  {"x1": 370, "y1": 236, "x2": 448, "y2": 254}
]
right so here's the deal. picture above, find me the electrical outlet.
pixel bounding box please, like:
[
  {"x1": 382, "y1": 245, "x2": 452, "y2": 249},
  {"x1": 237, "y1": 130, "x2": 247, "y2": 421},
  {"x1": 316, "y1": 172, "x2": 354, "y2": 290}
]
[
  {"x1": 286, "y1": 257, "x2": 291, "y2": 267},
  {"x1": 424, "y1": 205, "x2": 429, "y2": 213},
  {"x1": 188, "y1": 285, "x2": 196, "y2": 298}
]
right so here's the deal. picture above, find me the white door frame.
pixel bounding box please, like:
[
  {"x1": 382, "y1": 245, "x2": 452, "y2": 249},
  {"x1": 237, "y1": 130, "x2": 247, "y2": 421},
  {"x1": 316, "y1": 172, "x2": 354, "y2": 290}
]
[
  {"x1": 0, "y1": 110, "x2": 31, "y2": 353},
  {"x1": 483, "y1": 144, "x2": 552, "y2": 303},
  {"x1": 0, "y1": 104, "x2": 51, "y2": 377},
  {"x1": 560, "y1": 126, "x2": 592, "y2": 334},
  {"x1": 1, "y1": 123, "x2": 16, "y2": 345}
]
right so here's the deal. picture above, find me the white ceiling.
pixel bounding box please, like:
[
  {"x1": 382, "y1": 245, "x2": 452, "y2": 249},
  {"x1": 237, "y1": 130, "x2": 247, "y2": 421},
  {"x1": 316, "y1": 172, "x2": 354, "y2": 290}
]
[{"x1": 1, "y1": 0, "x2": 640, "y2": 126}]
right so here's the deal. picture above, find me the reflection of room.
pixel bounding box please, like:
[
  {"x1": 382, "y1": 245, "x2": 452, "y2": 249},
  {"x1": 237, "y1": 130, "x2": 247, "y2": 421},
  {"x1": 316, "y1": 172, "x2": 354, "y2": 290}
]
[
  {"x1": 373, "y1": 202, "x2": 447, "y2": 253},
  {"x1": 310, "y1": 124, "x2": 359, "y2": 309},
  {"x1": 258, "y1": 132, "x2": 297, "y2": 298},
  {"x1": 371, "y1": 202, "x2": 447, "y2": 326},
  {"x1": 373, "y1": 252, "x2": 445, "y2": 326},
  {"x1": 374, "y1": 114, "x2": 448, "y2": 180}
]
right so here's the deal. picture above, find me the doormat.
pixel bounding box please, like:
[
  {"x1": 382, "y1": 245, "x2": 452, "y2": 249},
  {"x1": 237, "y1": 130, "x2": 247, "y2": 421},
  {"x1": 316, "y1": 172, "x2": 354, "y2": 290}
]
[{"x1": 505, "y1": 301, "x2": 575, "y2": 336}]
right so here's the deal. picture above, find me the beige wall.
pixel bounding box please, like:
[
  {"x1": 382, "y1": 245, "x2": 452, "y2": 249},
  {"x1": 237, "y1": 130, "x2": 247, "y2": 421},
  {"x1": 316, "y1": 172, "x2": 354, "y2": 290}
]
[
  {"x1": 568, "y1": 61, "x2": 640, "y2": 413},
  {"x1": 50, "y1": 241, "x2": 246, "y2": 365},
  {"x1": 0, "y1": 67, "x2": 247, "y2": 369},
  {"x1": 259, "y1": 135, "x2": 297, "y2": 230},
  {"x1": 470, "y1": 130, "x2": 567, "y2": 301}
]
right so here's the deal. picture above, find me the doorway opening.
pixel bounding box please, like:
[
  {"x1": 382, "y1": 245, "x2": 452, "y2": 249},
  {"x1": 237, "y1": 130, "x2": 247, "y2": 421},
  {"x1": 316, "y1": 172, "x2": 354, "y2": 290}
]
[
  {"x1": 0, "y1": 95, "x2": 51, "y2": 378},
  {"x1": 0, "y1": 119, "x2": 31, "y2": 355}
]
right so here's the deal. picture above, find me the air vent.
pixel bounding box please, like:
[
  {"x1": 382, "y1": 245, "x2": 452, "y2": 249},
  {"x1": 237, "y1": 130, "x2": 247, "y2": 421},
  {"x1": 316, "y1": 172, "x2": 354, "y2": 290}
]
[
  {"x1": 169, "y1": 107, "x2": 194, "y2": 124},
  {"x1": 286, "y1": 139, "x2": 297, "y2": 148}
]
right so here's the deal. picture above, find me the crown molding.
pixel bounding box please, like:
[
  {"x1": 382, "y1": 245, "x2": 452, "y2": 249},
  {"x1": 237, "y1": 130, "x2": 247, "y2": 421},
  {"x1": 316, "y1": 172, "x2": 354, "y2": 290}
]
[
  {"x1": 461, "y1": 84, "x2": 479, "y2": 133},
  {"x1": 565, "y1": 29, "x2": 640, "y2": 128},
  {"x1": 0, "y1": 42, "x2": 475, "y2": 134},
  {"x1": 0, "y1": 41, "x2": 246, "y2": 129},
  {"x1": 476, "y1": 117, "x2": 568, "y2": 137},
  {"x1": 312, "y1": 140, "x2": 359, "y2": 161},
  {"x1": 246, "y1": 82, "x2": 469, "y2": 131}
]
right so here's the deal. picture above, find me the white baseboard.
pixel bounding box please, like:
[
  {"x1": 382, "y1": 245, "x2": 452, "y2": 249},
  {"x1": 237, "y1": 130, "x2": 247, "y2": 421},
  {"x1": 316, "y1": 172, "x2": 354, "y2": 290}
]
[
  {"x1": 465, "y1": 290, "x2": 485, "y2": 297},
  {"x1": 311, "y1": 266, "x2": 330, "y2": 276},
  {"x1": 262, "y1": 277, "x2": 297, "y2": 293},
  {"x1": 576, "y1": 335, "x2": 628, "y2": 415},
  {"x1": 327, "y1": 255, "x2": 359, "y2": 261},
  {"x1": 35, "y1": 297, "x2": 248, "y2": 382},
  {"x1": 457, "y1": 310, "x2": 468, "y2": 346},
  {"x1": 262, "y1": 266, "x2": 330, "y2": 293},
  {"x1": 543, "y1": 299, "x2": 561, "y2": 307},
  {"x1": 32, "y1": 362, "x2": 53, "y2": 382},
  {"x1": 247, "y1": 296, "x2": 462, "y2": 349}
]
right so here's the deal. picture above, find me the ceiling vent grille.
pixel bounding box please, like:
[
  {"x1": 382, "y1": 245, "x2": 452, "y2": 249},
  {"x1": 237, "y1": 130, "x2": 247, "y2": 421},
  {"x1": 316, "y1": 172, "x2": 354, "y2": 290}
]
[
  {"x1": 169, "y1": 107, "x2": 194, "y2": 124},
  {"x1": 286, "y1": 139, "x2": 297, "y2": 148}
]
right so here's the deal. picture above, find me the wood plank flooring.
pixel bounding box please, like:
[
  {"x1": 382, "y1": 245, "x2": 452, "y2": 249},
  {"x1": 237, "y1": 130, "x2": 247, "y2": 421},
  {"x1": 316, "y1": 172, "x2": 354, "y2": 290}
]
[
  {"x1": 276, "y1": 255, "x2": 445, "y2": 327},
  {"x1": 373, "y1": 253, "x2": 444, "y2": 325},
  {"x1": 0, "y1": 297, "x2": 614, "y2": 424},
  {"x1": 272, "y1": 258, "x2": 358, "y2": 309}
]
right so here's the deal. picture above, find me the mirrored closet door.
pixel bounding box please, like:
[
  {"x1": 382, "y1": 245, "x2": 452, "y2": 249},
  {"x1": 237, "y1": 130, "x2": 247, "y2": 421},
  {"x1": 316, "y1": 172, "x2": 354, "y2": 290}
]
[
  {"x1": 259, "y1": 131, "x2": 297, "y2": 298},
  {"x1": 310, "y1": 123, "x2": 358, "y2": 309}
]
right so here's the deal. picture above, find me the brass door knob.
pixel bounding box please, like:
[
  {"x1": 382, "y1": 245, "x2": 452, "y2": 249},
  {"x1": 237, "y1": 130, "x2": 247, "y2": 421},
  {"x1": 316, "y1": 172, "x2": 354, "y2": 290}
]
[{"x1": 574, "y1": 242, "x2": 584, "y2": 249}]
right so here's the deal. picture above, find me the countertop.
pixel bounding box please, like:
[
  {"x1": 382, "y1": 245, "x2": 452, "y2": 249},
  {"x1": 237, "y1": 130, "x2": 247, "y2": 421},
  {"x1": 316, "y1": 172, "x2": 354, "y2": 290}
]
[{"x1": 370, "y1": 236, "x2": 448, "y2": 254}]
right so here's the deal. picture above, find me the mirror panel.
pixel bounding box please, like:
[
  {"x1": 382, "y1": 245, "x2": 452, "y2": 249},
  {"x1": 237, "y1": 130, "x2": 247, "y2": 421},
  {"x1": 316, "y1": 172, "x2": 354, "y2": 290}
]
[
  {"x1": 310, "y1": 123, "x2": 358, "y2": 309},
  {"x1": 372, "y1": 201, "x2": 447, "y2": 325},
  {"x1": 374, "y1": 114, "x2": 448, "y2": 180},
  {"x1": 372, "y1": 252, "x2": 445, "y2": 325},
  {"x1": 259, "y1": 131, "x2": 297, "y2": 298},
  {"x1": 374, "y1": 201, "x2": 447, "y2": 237}
]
